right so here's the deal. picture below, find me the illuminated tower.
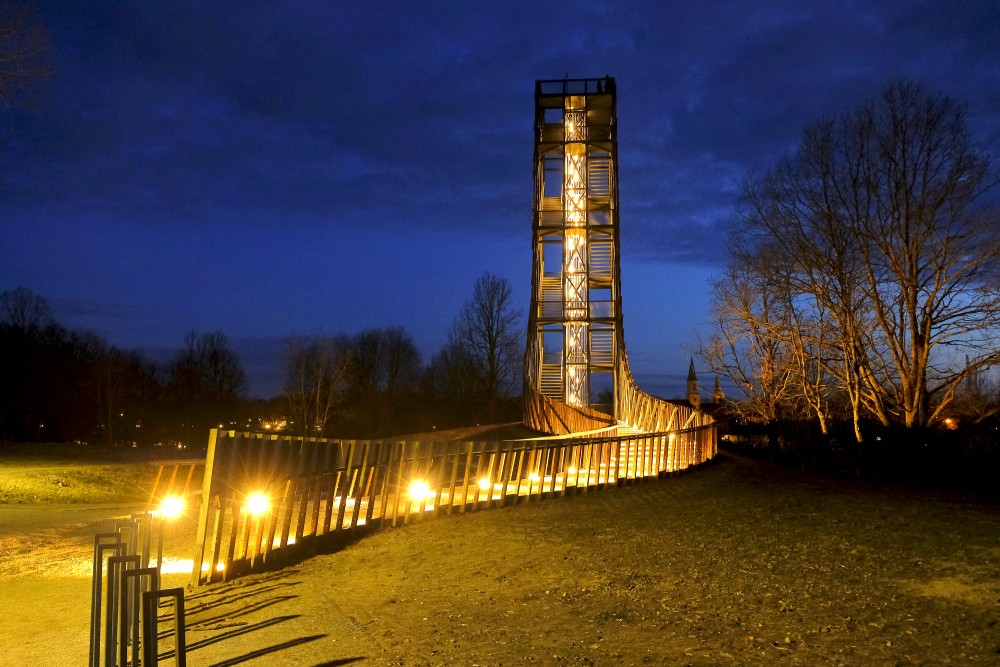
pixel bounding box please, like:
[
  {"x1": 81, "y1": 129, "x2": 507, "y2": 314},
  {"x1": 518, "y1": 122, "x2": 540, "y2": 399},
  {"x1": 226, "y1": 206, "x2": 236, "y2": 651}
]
[{"x1": 526, "y1": 77, "x2": 620, "y2": 414}]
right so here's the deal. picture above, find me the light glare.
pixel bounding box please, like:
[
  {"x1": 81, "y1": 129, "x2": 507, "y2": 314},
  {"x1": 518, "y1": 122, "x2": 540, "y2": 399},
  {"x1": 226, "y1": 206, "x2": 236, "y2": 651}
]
[
  {"x1": 408, "y1": 480, "x2": 432, "y2": 502},
  {"x1": 246, "y1": 491, "x2": 270, "y2": 517},
  {"x1": 160, "y1": 495, "x2": 185, "y2": 520}
]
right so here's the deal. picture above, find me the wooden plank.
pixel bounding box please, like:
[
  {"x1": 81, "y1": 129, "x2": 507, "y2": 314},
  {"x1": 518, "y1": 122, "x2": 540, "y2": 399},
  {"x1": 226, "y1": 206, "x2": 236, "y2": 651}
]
[
  {"x1": 432, "y1": 442, "x2": 447, "y2": 516},
  {"x1": 263, "y1": 437, "x2": 289, "y2": 554},
  {"x1": 222, "y1": 491, "x2": 241, "y2": 581},
  {"x1": 470, "y1": 442, "x2": 488, "y2": 511},
  {"x1": 624, "y1": 437, "x2": 635, "y2": 482},
  {"x1": 147, "y1": 465, "x2": 165, "y2": 506},
  {"x1": 275, "y1": 438, "x2": 295, "y2": 548},
  {"x1": 544, "y1": 445, "x2": 559, "y2": 496},
  {"x1": 496, "y1": 442, "x2": 510, "y2": 505},
  {"x1": 376, "y1": 441, "x2": 397, "y2": 525},
  {"x1": 523, "y1": 445, "x2": 539, "y2": 502},
  {"x1": 278, "y1": 474, "x2": 296, "y2": 550},
  {"x1": 576, "y1": 442, "x2": 588, "y2": 492},
  {"x1": 365, "y1": 441, "x2": 386, "y2": 525},
  {"x1": 402, "y1": 442, "x2": 421, "y2": 525},
  {"x1": 335, "y1": 440, "x2": 357, "y2": 531},
  {"x1": 308, "y1": 441, "x2": 328, "y2": 536},
  {"x1": 192, "y1": 429, "x2": 222, "y2": 585},
  {"x1": 293, "y1": 439, "x2": 313, "y2": 543},
  {"x1": 181, "y1": 463, "x2": 197, "y2": 497},
  {"x1": 249, "y1": 513, "x2": 266, "y2": 566},
  {"x1": 501, "y1": 443, "x2": 517, "y2": 503},
  {"x1": 458, "y1": 442, "x2": 474, "y2": 512},
  {"x1": 483, "y1": 442, "x2": 501, "y2": 509},
  {"x1": 204, "y1": 495, "x2": 224, "y2": 585},
  {"x1": 512, "y1": 442, "x2": 528, "y2": 501},
  {"x1": 612, "y1": 437, "x2": 623, "y2": 484},
  {"x1": 389, "y1": 441, "x2": 408, "y2": 526},
  {"x1": 326, "y1": 440, "x2": 344, "y2": 529},
  {"x1": 560, "y1": 445, "x2": 572, "y2": 497},
  {"x1": 445, "y1": 442, "x2": 462, "y2": 515},
  {"x1": 350, "y1": 441, "x2": 373, "y2": 528},
  {"x1": 639, "y1": 435, "x2": 649, "y2": 479},
  {"x1": 165, "y1": 464, "x2": 180, "y2": 497}
]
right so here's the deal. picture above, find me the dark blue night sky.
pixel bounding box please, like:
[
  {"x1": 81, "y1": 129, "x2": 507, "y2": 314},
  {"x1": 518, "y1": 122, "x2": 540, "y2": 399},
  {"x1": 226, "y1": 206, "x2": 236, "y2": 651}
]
[{"x1": 2, "y1": 1, "x2": 999, "y2": 398}]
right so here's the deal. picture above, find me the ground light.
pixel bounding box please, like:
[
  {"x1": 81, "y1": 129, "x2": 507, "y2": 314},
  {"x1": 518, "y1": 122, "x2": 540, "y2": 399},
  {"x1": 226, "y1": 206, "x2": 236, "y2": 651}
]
[
  {"x1": 477, "y1": 477, "x2": 491, "y2": 491},
  {"x1": 408, "y1": 480, "x2": 433, "y2": 502},
  {"x1": 245, "y1": 491, "x2": 270, "y2": 517},
  {"x1": 159, "y1": 494, "x2": 185, "y2": 520}
]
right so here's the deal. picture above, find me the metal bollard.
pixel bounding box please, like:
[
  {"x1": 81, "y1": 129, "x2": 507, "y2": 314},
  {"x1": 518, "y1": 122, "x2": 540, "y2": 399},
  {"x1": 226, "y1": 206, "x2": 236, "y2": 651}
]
[
  {"x1": 90, "y1": 534, "x2": 124, "y2": 667},
  {"x1": 120, "y1": 566, "x2": 159, "y2": 667},
  {"x1": 142, "y1": 588, "x2": 187, "y2": 667},
  {"x1": 92, "y1": 508, "x2": 183, "y2": 665},
  {"x1": 105, "y1": 554, "x2": 141, "y2": 666}
]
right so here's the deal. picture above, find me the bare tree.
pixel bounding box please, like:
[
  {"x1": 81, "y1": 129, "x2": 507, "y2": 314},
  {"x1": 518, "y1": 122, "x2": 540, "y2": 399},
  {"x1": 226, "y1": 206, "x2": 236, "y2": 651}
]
[
  {"x1": 83, "y1": 338, "x2": 159, "y2": 445},
  {"x1": 425, "y1": 338, "x2": 479, "y2": 400},
  {"x1": 0, "y1": 2, "x2": 50, "y2": 108},
  {"x1": 168, "y1": 331, "x2": 247, "y2": 407},
  {"x1": 0, "y1": 286, "x2": 53, "y2": 330},
  {"x1": 729, "y1": 80, "x2": 1000, "y2": 432},
  {"x1": 381, "y1": 326, "x2": 422, "y2": 397},
  {"x1": 348, "y1": 327, "x2": 420, "y2": 394},
  {"x1": 449, "y1": 272, "x2": 522, "y2": 419},
  {"x1": 283, "y1": 334, "x2": 351, "y2": 436},
  {"x1": 345, "y1": 326, "x2": 422, "y2": 434},
  {"x1": 740, "y1": 133, "x2": 883, "y2": 442},
  {"x1": 702, "y1": 249, "x2": 797, "y2": 426}
]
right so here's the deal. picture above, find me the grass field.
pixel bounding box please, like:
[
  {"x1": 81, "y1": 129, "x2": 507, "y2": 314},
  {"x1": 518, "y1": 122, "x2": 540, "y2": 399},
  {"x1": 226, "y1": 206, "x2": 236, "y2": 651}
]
[{"x1": 0, "y1": 441, "x2": 202, "y2": 504}]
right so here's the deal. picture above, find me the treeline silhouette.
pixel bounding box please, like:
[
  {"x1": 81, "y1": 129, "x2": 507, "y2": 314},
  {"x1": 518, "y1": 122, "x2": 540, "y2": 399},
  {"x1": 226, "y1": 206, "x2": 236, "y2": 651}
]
[{"x1": 0, "y1": 280, "x2": 523, "y2": 447}]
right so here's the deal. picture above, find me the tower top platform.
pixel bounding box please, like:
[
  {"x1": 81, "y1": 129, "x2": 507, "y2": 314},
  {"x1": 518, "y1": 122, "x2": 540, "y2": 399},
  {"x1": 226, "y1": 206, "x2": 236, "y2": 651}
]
[{"x1": 536, "y1": 77, "x2": 616, "y2": 97}]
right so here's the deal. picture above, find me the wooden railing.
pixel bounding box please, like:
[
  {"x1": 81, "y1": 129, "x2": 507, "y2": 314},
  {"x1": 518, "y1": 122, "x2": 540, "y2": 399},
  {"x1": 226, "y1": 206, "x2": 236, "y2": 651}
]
[
  {"x1": 614, "y1": 337, "x2": 714, "y2": 434},
  {"x1": 191, "y1": 422, "x2": 716, "y2": 585},
  {"x1": 522, "y1": 384, "x2": 616, "y2": 435},
  {"x1": 522, "y1": 331, "x2": 716, "y2": 441}
]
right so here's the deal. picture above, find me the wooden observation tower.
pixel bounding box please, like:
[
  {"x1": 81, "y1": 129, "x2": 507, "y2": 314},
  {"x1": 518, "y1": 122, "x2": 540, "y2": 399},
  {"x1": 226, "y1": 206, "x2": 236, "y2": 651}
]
[{"x1": 526, "y1": 77, "x2": 621, "y2": 416}]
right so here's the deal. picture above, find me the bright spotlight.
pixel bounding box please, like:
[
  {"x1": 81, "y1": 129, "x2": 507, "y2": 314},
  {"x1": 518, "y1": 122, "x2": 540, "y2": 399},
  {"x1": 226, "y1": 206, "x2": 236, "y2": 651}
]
[
  {"x1": 528, "y1": 472, "x2": 541, "y2": 484},
  {"x1": 245, "y1": 491, "x2": 270, "y2": 517},
  {"x1": 160, "y1": 495, "x2": 185, "y2": 520},
  {"x1": 477, "y1": 477, "x2": 491, "y2": 491},
  {"x1": 408, "y1": 480, "x2": 432, "y2": 502}
]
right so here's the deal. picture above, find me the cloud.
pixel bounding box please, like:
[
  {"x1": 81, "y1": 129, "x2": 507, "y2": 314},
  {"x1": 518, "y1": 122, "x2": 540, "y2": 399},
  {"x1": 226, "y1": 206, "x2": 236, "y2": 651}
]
[{"x1": 5, "y1": 1, "x2": 999, "y2": 273}]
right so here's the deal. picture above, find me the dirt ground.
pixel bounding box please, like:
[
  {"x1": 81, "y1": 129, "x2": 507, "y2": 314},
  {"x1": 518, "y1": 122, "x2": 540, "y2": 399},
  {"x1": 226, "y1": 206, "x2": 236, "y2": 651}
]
[{"x1": 2, "y1": 451, "x2": 999, "y2": 665}]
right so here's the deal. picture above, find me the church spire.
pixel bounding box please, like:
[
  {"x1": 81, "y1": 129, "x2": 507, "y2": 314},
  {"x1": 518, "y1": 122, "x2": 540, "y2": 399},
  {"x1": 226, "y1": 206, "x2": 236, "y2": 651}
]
[
  {"x1": 712, "y1": 375, "x2": 725, "y2": 404},
  {"x1": 686, "y1": 358, "x2": 700, "y2": 410}
]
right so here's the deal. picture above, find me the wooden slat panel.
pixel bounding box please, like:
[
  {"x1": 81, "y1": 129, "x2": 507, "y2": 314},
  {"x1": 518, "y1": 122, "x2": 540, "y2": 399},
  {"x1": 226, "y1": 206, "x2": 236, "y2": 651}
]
[{"x1": 192, "y1": 421, "x2": 718, "y2": 585}]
